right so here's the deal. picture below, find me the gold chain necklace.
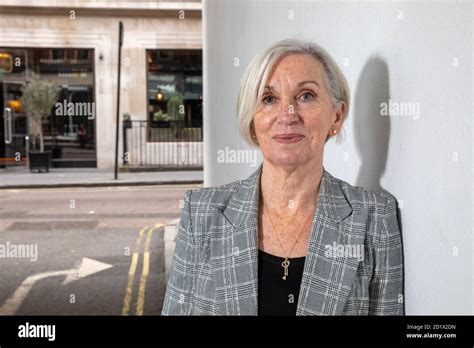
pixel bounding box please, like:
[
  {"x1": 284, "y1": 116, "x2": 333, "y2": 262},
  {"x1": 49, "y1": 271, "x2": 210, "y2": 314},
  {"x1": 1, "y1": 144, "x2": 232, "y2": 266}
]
[{"x1": 263, "y1": 200, "x2": 314, "y2": 280}]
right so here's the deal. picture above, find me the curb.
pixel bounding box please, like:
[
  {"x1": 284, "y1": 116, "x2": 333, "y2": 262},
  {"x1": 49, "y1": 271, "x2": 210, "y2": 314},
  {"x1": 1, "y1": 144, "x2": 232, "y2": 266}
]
[
  {"x1": 0, "y1": 180, "x2": 203, "y2": 190},
  {"x1": 164, "y1": 218, "x2": 180, "y2": 281}
]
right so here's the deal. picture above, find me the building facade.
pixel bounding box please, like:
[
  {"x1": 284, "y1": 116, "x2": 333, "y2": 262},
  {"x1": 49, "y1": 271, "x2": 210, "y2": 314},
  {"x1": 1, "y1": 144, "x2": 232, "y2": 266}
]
[{"x1": 0, "y1": 0, "x2": 202, "y2": 169}]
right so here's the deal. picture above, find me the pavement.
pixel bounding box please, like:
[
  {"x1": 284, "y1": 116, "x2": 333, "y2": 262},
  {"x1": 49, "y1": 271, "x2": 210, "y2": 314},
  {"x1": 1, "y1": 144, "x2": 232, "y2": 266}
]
[{"x1": 0, "y1": 166, "x2": 203, "y2": 189}]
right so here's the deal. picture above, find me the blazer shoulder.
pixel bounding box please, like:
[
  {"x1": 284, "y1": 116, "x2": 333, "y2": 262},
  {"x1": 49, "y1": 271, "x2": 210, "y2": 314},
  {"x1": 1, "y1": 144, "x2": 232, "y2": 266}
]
[
  {"x1": 180, "y1": 179, "x2": 244, "y2": 243},
  {"x1": 326, "y1": 173, "x2": 401, "y2": 249},
  {"x1": 184, "y1": 178, "x2": 243, "y2": 213},
  {"x1": 326, "y1": 172, "x2": 398, "y2": 215}
]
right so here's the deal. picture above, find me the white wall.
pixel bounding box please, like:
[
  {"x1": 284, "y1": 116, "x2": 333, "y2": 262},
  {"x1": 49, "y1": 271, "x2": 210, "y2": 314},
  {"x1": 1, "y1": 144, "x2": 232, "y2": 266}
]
[{"x1": 203, "y1": 0, "x2": 473, "y2": 314}]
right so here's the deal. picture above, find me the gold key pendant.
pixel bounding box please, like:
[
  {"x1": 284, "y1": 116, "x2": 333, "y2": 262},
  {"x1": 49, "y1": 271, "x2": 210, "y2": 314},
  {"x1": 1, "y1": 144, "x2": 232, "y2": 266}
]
[{"x1": 282, "y1": 258, "x2": 290, "y2": 280}]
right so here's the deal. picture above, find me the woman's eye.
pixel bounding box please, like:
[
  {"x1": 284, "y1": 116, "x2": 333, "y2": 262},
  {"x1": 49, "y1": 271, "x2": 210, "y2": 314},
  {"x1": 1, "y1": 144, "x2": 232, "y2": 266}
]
[
  {"x1": 262, "y1": 95, "x2": 275, "y2": 104},
  {"x1": 299, "y1": 92, "x2": 315, "y2": 102}
]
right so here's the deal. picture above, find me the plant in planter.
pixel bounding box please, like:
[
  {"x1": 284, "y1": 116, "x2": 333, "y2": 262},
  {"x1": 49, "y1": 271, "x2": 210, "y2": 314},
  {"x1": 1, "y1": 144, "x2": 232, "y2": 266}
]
[
  {"x1": 123, "y1": 112, "x2": 132, "y2": 128},
  {"x1": 167, "y1": 91, "x2": 185, "y2": 138},
  {"x1": 167, "y1": 91, "x2": 184, "y2": 126},
  {"x1": 21, "y1": 75, "x2": 60, "y2": 172},
  {"x1": 152, "y1": 110, "x2": 170, "y2": 128}
]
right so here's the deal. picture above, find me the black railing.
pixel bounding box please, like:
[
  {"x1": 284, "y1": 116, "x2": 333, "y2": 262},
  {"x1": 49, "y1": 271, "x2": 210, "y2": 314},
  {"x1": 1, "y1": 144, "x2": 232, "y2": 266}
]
[{"x1": 123, "y1": 120, "x2": 203, "y2": 168}]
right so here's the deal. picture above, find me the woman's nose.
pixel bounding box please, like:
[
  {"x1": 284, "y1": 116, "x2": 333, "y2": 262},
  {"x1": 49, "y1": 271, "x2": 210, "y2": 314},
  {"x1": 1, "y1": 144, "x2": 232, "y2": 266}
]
[{"x1": 277, "y1": 100, "x2": 300, "y2": 125}]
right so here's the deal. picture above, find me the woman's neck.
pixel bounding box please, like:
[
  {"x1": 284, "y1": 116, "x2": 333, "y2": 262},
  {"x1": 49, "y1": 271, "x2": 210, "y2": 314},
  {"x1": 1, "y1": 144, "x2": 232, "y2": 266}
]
[{"x1": 259, "y1": 159, "x2": 323, "y2": 216}]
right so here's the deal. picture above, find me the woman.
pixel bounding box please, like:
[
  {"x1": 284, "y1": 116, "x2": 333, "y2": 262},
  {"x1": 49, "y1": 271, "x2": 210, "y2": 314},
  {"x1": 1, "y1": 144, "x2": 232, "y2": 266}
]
[{"x1": 162, "y1": 39, "x2": 404, "y2": 316}]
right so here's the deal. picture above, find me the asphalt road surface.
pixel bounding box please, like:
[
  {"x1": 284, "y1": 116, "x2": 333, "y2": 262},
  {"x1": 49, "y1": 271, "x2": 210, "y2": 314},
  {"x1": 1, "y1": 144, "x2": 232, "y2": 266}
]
[{"x1": 0, "y1": 184, "x2": 200, "y2": 315}]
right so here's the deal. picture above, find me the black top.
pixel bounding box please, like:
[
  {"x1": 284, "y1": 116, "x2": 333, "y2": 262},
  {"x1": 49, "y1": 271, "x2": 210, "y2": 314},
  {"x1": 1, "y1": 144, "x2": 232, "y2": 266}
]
[{"x1": 258, "y1": 249, "x2": 306, "y2": 316}]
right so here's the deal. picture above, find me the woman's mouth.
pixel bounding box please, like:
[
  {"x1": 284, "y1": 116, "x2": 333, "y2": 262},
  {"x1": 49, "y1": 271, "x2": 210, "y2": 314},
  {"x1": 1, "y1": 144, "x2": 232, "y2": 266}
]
[{"x1": 272, "y1": 134, "x2": 305, "y2": 144}]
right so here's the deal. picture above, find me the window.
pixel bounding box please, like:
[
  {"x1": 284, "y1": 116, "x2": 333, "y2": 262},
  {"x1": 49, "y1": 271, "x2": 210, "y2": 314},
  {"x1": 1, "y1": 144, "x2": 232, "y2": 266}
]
[
  {"x1": 0, "y1": 47, "x2": 96, "y2": 167},
  {"x1": 146, "y1": 49, "x2": 202, "y2": 129}
]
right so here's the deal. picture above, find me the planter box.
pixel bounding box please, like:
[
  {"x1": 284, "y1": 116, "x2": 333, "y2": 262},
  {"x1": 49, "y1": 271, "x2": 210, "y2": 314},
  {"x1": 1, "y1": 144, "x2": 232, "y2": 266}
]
[
  {"x1": 28, "y1": 151, "x2": 51, "y2": 172},
  {"x1": 151, "y1": 120, "x2": 170, "y2": 128},
  {"x1": 51, "y1": 146, "x2": 62, "y2": 159}
]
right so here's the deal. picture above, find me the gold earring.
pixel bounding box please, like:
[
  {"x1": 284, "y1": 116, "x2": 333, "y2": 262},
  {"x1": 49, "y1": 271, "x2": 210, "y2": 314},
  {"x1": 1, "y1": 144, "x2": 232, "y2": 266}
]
[{"x1": 332, "y1": 129, "x2": 337, "y2": 135}]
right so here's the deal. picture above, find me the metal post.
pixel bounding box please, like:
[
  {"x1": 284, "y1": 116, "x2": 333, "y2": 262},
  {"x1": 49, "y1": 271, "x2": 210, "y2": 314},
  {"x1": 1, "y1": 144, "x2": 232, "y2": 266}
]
[
  {"x1": 122, "y1": 123, "x2": 127, "y2": 165},
  {"x1": 25, "y1": 135, "x2": 29, "y2": 169},
  {"x1": 114, "y1": 21, "x2": 123, "y2": 180}
]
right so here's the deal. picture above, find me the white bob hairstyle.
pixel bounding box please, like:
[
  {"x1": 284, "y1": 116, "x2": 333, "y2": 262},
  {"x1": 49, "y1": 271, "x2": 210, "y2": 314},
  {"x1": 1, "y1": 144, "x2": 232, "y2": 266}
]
[{"x1": 236, "y1": 38, "x2": 350, "y2": 147}]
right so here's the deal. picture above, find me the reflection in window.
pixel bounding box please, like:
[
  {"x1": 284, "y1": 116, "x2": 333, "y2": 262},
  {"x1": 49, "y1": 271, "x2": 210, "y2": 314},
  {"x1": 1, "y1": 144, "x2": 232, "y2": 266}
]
[
  {"x1": 0, "y1": 47, "x2": 96, "y2": 167},
  {"x1": 146, "y1": 49, "x2": 202, "y2": 129}
]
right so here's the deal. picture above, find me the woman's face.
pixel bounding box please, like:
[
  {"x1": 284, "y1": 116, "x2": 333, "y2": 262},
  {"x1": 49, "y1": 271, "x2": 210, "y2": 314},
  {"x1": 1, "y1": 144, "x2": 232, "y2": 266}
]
[{"x1": 252, "y1": 53, "x2": 345, "y2": 169}]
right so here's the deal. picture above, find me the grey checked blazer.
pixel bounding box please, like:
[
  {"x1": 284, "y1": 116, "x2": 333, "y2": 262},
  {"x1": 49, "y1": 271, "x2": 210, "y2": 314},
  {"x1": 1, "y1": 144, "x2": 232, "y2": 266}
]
[{"x1": 162, "y1": 163, "x2": 404, "y2": 315}]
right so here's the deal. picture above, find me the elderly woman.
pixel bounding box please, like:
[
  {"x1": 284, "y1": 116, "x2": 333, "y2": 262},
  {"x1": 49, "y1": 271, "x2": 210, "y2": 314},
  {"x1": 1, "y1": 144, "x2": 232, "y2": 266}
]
[{"x1": 162, "y1": 39, "x2": 404, "y2": 316}]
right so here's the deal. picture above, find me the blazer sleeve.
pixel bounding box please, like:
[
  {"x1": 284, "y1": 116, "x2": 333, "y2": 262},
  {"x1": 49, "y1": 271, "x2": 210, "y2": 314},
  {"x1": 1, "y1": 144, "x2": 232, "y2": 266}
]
[
  {"x1": 162, "y1": 190, "x2": 196, "y2": 315},
  {"x1": 369, "y1": 195, "x2": 405, "y2": 315}
]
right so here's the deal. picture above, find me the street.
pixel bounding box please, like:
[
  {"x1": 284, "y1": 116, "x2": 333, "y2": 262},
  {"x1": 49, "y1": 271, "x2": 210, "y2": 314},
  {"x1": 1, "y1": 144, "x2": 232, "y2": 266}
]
[{"x1": 0, "y1": 184, "x2": 200, "y2": 315}]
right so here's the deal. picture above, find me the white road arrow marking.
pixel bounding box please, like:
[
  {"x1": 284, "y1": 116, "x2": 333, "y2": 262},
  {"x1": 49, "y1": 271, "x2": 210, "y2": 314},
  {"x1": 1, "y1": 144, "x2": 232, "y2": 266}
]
[
  {"x1": 62, "y1": 257, "x2": 113, "y2": 285},
  {"x1": 0, "y1": 258, "x2": 113, "y2": 315}
]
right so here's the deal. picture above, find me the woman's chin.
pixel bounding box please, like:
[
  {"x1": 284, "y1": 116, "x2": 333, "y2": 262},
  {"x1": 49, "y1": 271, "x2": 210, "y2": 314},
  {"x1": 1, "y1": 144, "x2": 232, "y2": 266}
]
[{"x1": 271, "y1": 152, "x2": 305, "y2": 167}]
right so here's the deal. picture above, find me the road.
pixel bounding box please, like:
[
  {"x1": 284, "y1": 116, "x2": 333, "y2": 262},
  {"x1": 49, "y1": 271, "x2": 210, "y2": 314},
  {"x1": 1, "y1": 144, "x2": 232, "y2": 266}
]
[{"x1": 0, "y1": 184, "x2": 200, "y2": 315}]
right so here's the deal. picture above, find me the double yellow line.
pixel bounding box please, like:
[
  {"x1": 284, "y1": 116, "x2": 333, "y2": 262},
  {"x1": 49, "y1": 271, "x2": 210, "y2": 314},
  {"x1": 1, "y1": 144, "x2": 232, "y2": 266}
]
[{"x1": 122, "y1": 223, "x2": 163, "y2": 316}]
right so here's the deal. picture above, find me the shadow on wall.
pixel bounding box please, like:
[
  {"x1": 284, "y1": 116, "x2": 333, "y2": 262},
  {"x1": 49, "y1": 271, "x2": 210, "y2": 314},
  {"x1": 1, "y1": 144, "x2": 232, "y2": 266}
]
[
  {"x1": 353, "y1": 56, "x2": 406, "y2": 314},
  {"x1": 353, "y1": 56, "x2": 391, "y2": 193}
]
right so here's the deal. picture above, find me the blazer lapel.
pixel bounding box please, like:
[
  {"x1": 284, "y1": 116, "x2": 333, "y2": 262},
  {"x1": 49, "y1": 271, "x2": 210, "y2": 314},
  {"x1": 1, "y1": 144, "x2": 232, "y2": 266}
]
[
  {"x1": 211, "y1": 163, "x2": 262, "y2": 315},
  {"x1": 296, "y1": 170, "x2": 367, "y2": 315},
  {"x1": 211, "y1": 163, "x2": 367, "y2": 316}
]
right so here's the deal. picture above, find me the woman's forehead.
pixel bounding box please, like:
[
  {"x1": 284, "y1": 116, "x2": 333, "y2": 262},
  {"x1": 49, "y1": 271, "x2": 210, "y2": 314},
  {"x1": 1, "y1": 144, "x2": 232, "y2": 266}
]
[{"x1": 266, "y1": 54, "x2": 325, "y2": 87}]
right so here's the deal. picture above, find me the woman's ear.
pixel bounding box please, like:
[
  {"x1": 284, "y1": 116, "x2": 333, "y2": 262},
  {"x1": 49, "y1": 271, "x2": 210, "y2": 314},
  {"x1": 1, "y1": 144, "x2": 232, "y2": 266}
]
[
  {"x1": 250, "y1": 120, "x2": 256, "y2": 137},
  {"x1": 333, "y1": 101, "x2": 346, "y2": 128},
  {"x1": 250, "y1": 121, "x2": 260, "y2": 146}
]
